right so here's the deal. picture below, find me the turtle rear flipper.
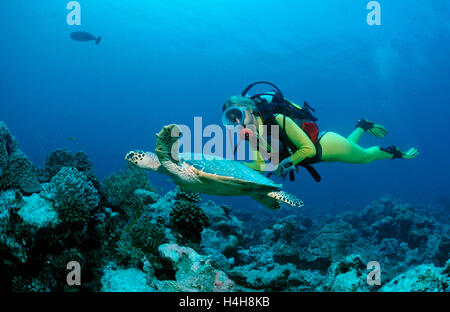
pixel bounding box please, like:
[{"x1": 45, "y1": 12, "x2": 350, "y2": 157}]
[
  {"x1": 251, "y1": 191, "x2": 304, "y2": 210},
  {"x1": 268, "y1": 191, "x2": 304, "y2": 208},
  {"x1": 250, "y1": 193, "x2": 281, "y2": 210}
]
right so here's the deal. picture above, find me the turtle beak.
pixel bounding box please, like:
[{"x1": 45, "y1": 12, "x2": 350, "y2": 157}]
[
  {"x1": 125, "y1": 152, "x2": 132, "y2": 161},
  {"x1": 125, "y1": 151, "x2": 137, "y2": 163}
]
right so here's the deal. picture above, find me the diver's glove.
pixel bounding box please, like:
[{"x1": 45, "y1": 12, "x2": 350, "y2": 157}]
[
  {"x1": 274, "y1": 157, "x2": 296, "y2": 177},
  {"x1": 356, "y1": 119, "x2": 388, "y2": 138}
]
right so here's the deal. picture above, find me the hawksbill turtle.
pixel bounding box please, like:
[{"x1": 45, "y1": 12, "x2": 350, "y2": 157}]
[{"x1": 125, "y1": 124, "x2": 303, "y2": 210}]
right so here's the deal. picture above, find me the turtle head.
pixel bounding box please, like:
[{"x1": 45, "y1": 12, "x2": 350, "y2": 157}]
[{"x1": 125, "y1": 150, "x2": 161, "y2": 171}]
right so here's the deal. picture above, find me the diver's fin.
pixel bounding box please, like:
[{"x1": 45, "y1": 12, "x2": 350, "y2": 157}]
[
  {"x1": 96, "y1": 36, "x2": 102, "y2": 45},
  {"x1": 267, "y1": 191, "x2": 304, "y2": 208},
  {"x1": 356, "y1": 119, "x2": 388, "y2": 138}
]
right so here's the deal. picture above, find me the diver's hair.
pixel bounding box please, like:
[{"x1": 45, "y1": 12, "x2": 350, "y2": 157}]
[{"x1": 223, "y1": 95, "x2": 257, "y2": 111}]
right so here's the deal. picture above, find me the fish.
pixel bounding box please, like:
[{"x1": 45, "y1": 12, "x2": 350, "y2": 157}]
[{"x1": 70, "y1": 31, "x2": 102, "y2": 45}]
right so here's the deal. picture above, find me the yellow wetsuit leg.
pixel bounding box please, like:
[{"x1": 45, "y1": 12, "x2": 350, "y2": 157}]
[
  {"x1": 320, "y1": 132, "x2": 392, "y2": 164},
  {"x1": 347, "y1": 128, "x2": 365, "y2": 144}
]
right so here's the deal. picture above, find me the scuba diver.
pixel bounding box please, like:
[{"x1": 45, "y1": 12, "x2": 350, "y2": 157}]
[{"x1": 222, "y1": 81, "x2": 419, "y2": 182}]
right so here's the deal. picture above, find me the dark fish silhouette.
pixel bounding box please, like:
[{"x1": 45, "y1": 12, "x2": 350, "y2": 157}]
[{"x1": 70, "y1": 31, "x2": 101, "y2": 45}]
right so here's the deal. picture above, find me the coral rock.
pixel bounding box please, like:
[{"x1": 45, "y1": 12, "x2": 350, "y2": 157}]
[
  {"x1": 17, "y1": 194, "x2": 59, "y2": 229},
  {"x1": 380, "y1": 263, "x2": 450, "y2": 292},
  {"x1": 158, "y1": 243, "x2": 235, "y2": 292},
  {"x1": 101, "y1": 264, "x2": 155, "y2": 292}
]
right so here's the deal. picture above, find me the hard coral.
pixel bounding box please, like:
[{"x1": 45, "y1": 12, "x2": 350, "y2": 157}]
[
  {"x1": 175, "y1": 186, "x2": 201, "y2": 203},
  {"x1": 1, "y1": 150, "x2": 42, "y2": 193},
  {"x1": 129, "y1": 213, "x2": 169, "y2": 255},
  {"x1": 101, "y1": 163, "x2": 155, "y2": 218},
  {"x1": 46, "y1": 167, "x2": 99, "y2": 225},
  {"x1": 170, "y1": 199, "x2": 209, "y2": 243},
  {"x1": 114, "y1": 209, "x2": 170, "y2": 267},
  {"x1": 38, "y1": 148, "x2": 99, "y2": 188},
  {"x1": 0, "y1": 122, "x2": 41, "y2": 194}
]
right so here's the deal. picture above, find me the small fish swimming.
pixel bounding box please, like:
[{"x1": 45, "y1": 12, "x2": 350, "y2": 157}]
[{"x1": 70, "y1": 31, "x2": 102, "y2": 45}]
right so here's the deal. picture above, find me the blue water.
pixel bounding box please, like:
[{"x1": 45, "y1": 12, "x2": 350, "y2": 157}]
[{"x1": 0, "y1": 0, "x2": 449, "y2": 213}]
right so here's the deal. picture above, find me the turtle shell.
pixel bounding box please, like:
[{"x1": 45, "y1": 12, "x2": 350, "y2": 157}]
[{"x1": 179, "y1": 153, "x2": 280, "y2": 188}]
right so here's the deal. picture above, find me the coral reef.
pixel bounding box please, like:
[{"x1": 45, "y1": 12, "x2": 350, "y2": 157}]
[
  {"x1": 204, "y1": 195, "x2": 449, "y2": 292},
  {"x1": 106, "y1": 192, "x2": 448, "y2": 292},
  {"x1": 0, "y1": 183, "x2": 105, "y2": 291},
  {"x1": 0, "y1": 121, "x2": 449, "y2": 292},
  {"x1": 0, "y1": 124, "x2": 106, "y2": 291}
]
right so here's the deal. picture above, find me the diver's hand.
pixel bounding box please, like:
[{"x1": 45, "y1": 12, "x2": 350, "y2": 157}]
[
  {"x1": 274, "y1": 157, "x2": 296, "y2": 177},
  {"x1": 382, "y1": 145, "x2": 419, "y2": 159},
  {"x1": 402, "y1": 147, "x2": 419, "y2": 159}
]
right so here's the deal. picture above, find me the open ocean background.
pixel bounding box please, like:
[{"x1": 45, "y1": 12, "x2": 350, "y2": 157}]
[{"x1": 0, "y1": 0, "x2": 449, "y2": 214}]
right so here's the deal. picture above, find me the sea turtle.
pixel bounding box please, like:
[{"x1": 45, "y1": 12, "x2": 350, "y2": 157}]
[{"x1": 125, "y1": 124, "x2": 303, "y2": 210}]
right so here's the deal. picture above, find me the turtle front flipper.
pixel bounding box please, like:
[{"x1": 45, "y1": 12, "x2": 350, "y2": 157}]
[
  {"x1": 268, "y1": 191, "x2": 304, "y2": 208},
  {"x1": 156, "y1": 124, "x2": 182, "y2": 162},
  {"x1": 156, "y1": 124, "x2": 197, "y2": 183}
]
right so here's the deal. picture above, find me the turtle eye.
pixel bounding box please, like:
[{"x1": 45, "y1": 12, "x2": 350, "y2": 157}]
[{"x1": 125, "y1": 152, "x2": 135, "y2": 161}]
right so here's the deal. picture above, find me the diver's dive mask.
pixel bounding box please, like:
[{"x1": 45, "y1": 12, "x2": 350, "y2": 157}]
[{"x1": 221, "y1": 106, "x2": 248, "y2": 126}]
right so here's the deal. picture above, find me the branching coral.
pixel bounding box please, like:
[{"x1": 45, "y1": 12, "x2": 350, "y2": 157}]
[
  {"x1": 170, "y1": 199, "x2": 209, "y2": 243},
  {"x1": 175, "y1": 186, "x2": 201, "y2": 203},
  {"x1": 114, "y1": 213, "x2": 169, "y2": 266},
  {"x1": 128, "y1": 213, "x2": 168, "y2": 254}
]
